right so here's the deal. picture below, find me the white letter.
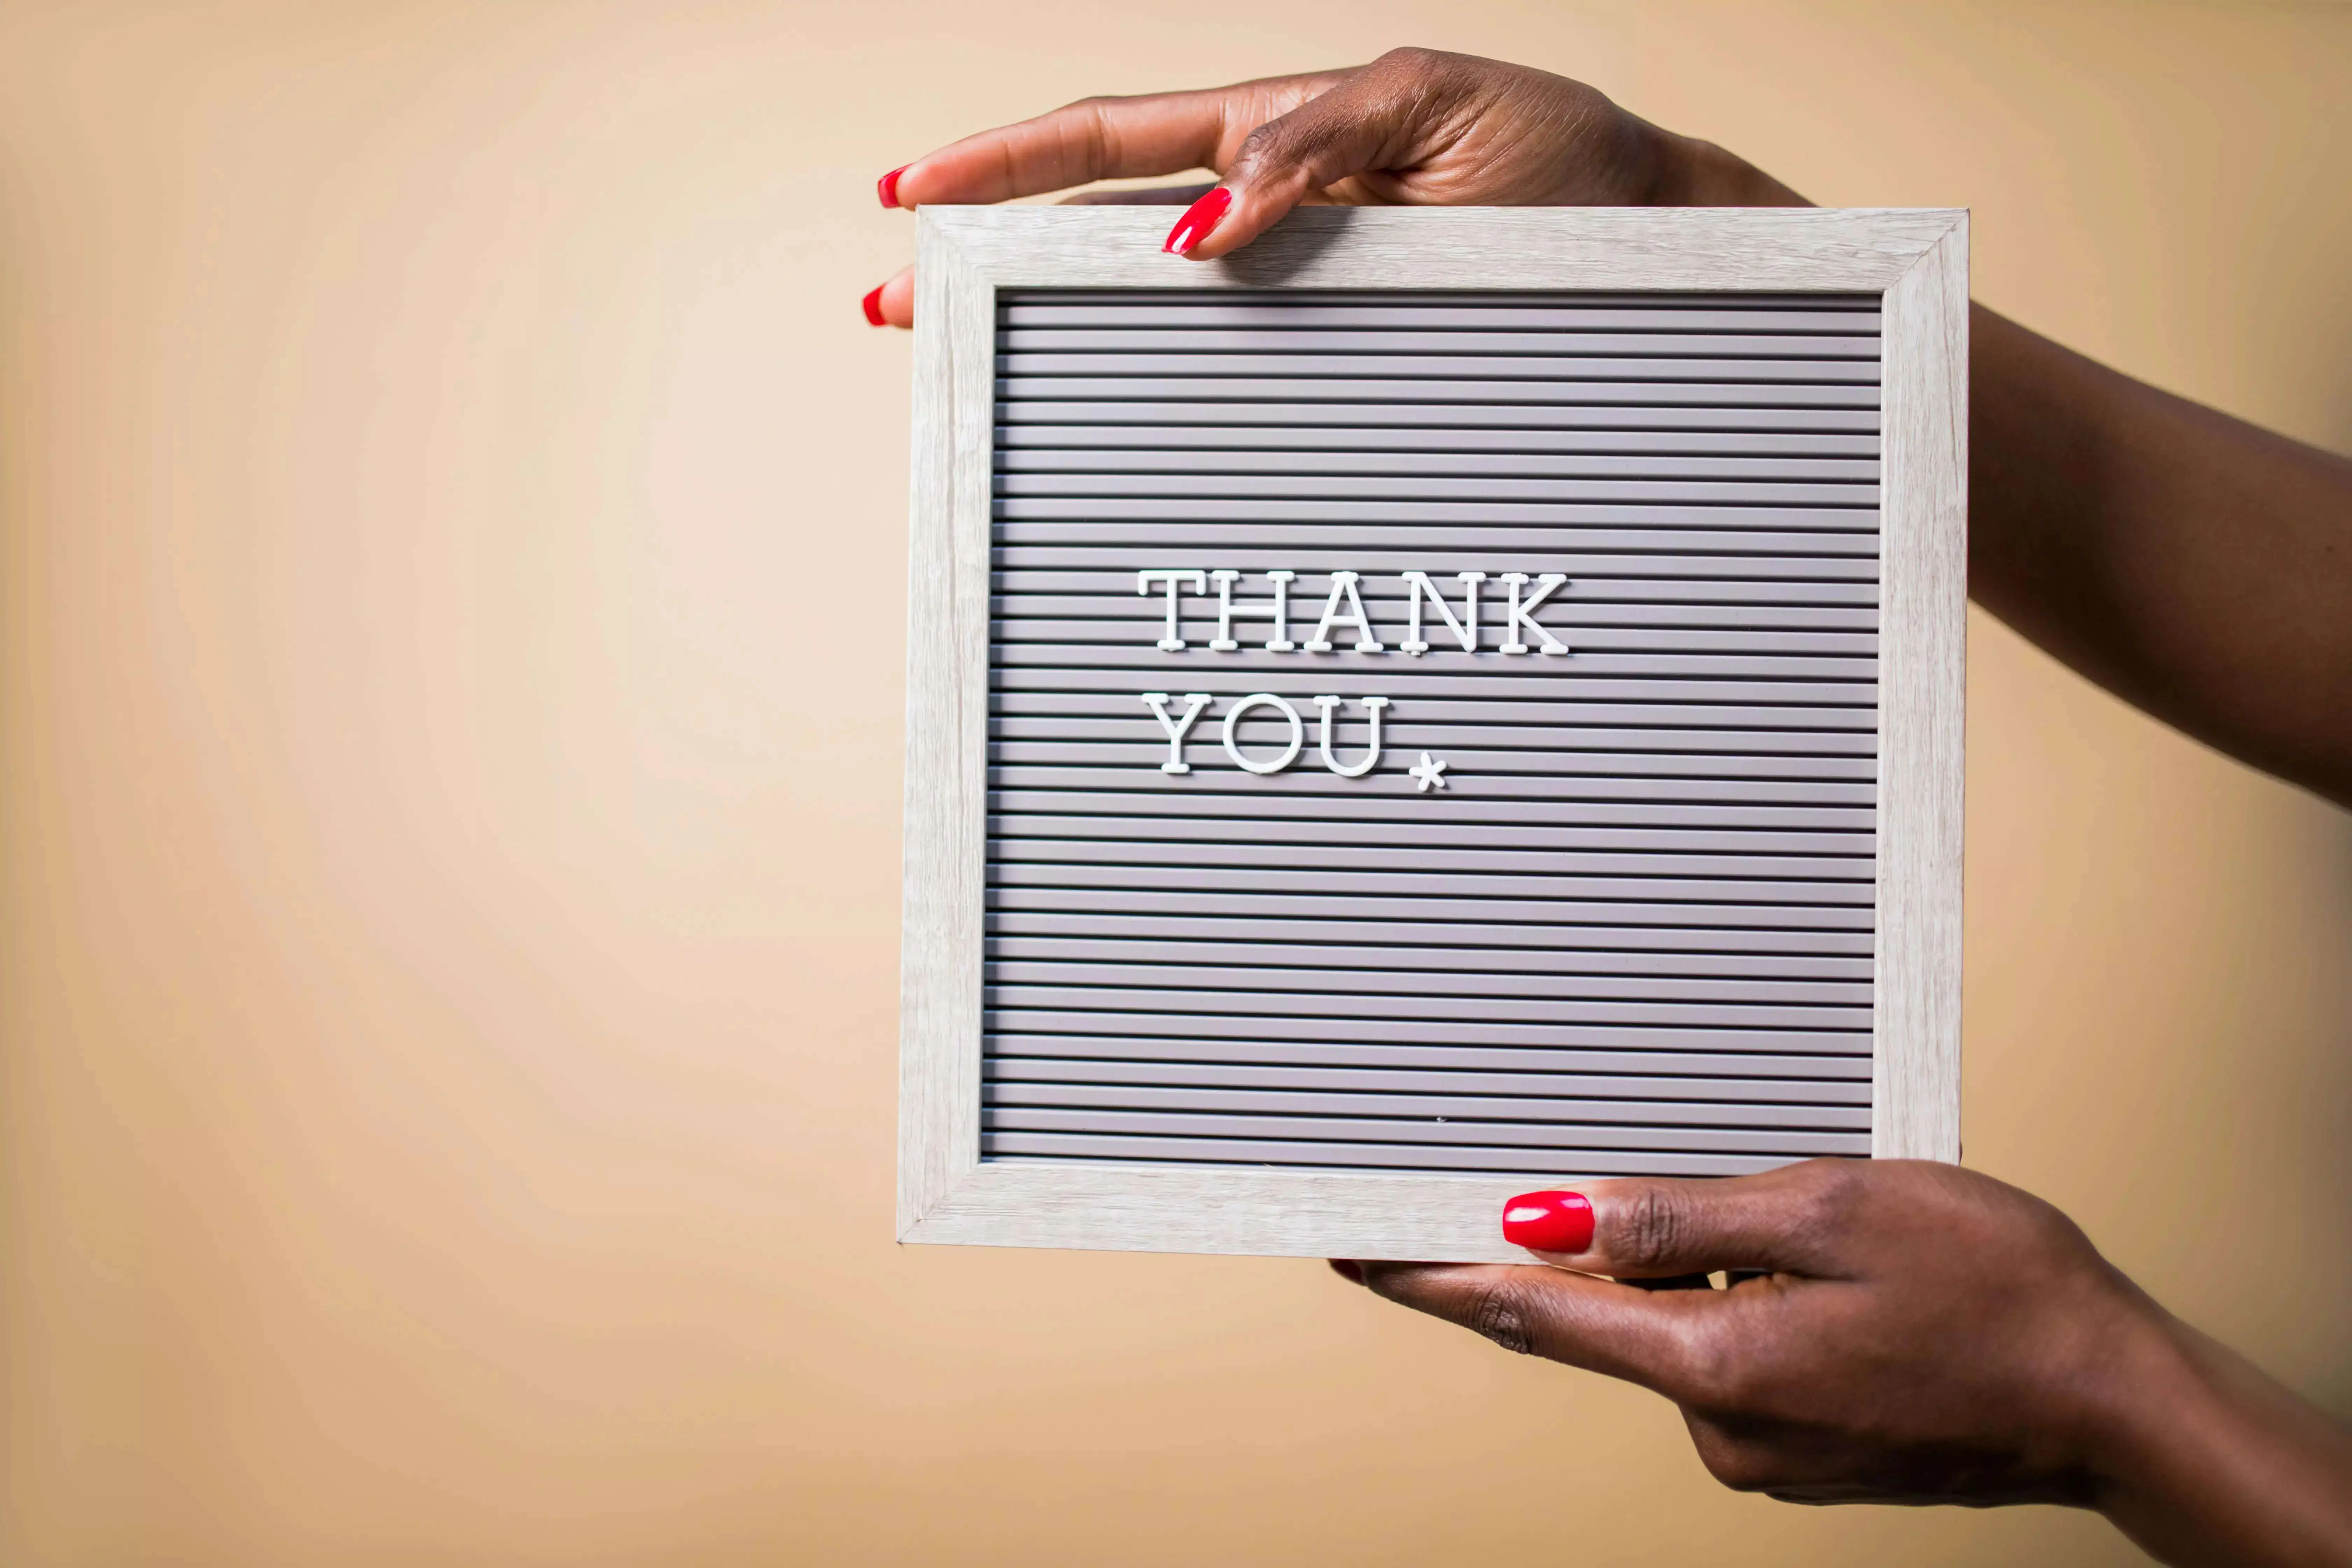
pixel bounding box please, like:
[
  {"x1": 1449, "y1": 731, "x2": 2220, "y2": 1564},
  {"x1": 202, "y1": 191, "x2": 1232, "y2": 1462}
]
[
  {"x1": 1139, "y1": 692, "x2": 1212, "y2": 773},
  {"x1": 1312, "y1": 695, "x2": 1391, "y2": 778},
  {"x1": 1304, "y1": 571, "x2": 1384, "y2": 654},
  {"x1": 1498, "y1": 572, "x2": 1570, "y2": 655},
  {"x1": 1207, "y1": 569, "x2": 1297, "y2": 652},
  {"x1": 1221, "y1": 693, "x2": 1303, "y2": 774},
  {"x1": 1400, "y1": 571, "x2": 1486, "y2": 655},
  {"x1": 1136, "y1": 569, "x2": 1207, "y2": 651}
]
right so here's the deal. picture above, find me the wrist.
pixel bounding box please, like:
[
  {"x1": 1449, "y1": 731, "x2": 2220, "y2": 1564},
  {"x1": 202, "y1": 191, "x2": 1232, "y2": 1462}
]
[
  {"x1": 2079, "y1": 1298, "x2": 2352, "y2": 1566},
  {"x1": 2073, "y1": 1299, "x2": 2211, "y2": 1504},
  {"x1": 1640, "y1": 125, "x2": 1811, "y2": 208}
]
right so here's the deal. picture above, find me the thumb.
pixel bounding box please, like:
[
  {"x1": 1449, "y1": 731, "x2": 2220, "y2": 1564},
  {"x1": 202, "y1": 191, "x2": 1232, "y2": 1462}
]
[
  {"x1": 1168, "y1": 57, "x2": 1456, "y2": 260},
  {"x1": 1505, "y1": 1162, "x2": 1853, "y2": 1279}
]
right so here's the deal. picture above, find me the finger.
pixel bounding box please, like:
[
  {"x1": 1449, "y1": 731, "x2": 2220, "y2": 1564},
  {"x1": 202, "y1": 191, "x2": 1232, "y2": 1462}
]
[
  {"x1": 1359, "y1": 1262, "x2": 1719, "y2": 1401},
  {"x1": 883, "y1": 72, "x2": 1347, "y2": 209},
  {"x1": 860, "y1": 264, "x2": 913, "y2": 330},
  {"x1": 1505, "y1": 1161, "x2": 1854, "y2": 1279},
  {"x1": 1175, "y1": 49, "x2": 1478, "y2": 259},
  {"x1": 1327, "y1": 1258, "x2": 1365, "y2": 1285}
]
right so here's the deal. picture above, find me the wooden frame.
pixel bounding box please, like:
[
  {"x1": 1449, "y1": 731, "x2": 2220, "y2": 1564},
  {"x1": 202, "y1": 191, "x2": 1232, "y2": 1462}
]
[{"x1": 900, "y1": 206, "x2": 1966, "y2": 1262}]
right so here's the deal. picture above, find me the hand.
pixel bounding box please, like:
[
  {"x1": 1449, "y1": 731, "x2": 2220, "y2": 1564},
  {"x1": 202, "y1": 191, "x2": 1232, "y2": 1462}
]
[
  {"x1": 864, "y1": 49, "x2": 2352, "y2": 806},
  {"x1": 1338, "y1": 1160, "x2": 2352, "y2": 1566},
  {"x1": 862, "y1": 46, "x2": 1802, "y2": 326}
]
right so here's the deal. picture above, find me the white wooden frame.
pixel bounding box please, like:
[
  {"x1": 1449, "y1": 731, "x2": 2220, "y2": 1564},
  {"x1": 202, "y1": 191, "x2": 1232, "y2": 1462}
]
[{"x1": 900, "y1": 206, "x2": 1967, "y2": 1262}]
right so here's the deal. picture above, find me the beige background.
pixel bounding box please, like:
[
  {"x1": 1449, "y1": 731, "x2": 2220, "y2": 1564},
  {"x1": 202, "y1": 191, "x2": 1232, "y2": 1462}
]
[{"x1": 2, "y1": 2, "x2": 2346, "y2": 1563}]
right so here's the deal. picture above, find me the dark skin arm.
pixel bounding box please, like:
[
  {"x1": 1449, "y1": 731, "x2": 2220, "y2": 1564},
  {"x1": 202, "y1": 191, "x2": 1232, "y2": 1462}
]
[
  {"x1": 1969, "y1": 310, "x2": 2352, "y2": 804},
  {"x1": 869, "y1": 46, "x2": 2352, "y2": 808},
  {"x1": 1348, "y1": 1161, "x2": 2352, "y2": 1567},
  {"x1": 867, "y1": 48, "x2": 2352, "y2": 1563}
]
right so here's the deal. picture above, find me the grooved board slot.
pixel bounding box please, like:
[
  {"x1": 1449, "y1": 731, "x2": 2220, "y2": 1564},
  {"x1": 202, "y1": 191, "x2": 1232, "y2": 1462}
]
[{"x1": 980, "y1": 288, "x2": 1881, "y2": 1180}]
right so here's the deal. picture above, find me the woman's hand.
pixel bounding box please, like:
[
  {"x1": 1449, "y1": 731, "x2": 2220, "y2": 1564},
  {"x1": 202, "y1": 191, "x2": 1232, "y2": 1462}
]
[
  {"x1": 1338, "y1": 1160, "x2": 2352, "y2": 1567},
  {"x1": 862, "y1": 47, "x2": 1801, "y2": 326},
  {"x1": 866, "y1": 46, "x2": 2352, "y2": 806}
]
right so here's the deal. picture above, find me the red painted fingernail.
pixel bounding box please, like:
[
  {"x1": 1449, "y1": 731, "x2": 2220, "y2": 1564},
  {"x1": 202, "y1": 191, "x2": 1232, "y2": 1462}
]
[
  {"x1": 861, "y1": 285, "x2": 887, "y2": 327},
  {"x1": 877, "y1": 165, "x2": 909, "y2": 209},
  {"x1": 1163, "y1": 186, "x2": 1233, "y2": 254},
  {"x1": 1329, "y1": 1259, "x2": 1365, "y2": 1285},
  {"x1": 1503, "y1": 1191, "x2": 1594, "y2": 1253}
]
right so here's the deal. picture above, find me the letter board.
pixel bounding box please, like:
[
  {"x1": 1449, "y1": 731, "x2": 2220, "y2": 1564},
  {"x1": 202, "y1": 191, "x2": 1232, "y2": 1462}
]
[{"x1": 900, "y1": 206, "x2": 1966, "y2": 1262}]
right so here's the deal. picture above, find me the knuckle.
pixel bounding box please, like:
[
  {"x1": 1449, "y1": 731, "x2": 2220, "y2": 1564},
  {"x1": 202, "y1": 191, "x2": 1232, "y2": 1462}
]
[
  {"x1": 1684, "y1": 1415, "x2": 1786, "y2": 1493},
  {"x1": 1230, "y1": 117, "x2": 1339, "y2": 182},
  {"x1": 1804, "y1": 1154, "x2": 1867, "y2": 1205},
  {"x1": 1671, "y1": 1321, "x2": 1755, "y2": 1411},
  {"x1": 1463, "y1": 1276, "x2": 1545, "y2": 1356},
  {"x1": 1077, "y1": 101, "x2": 1126, "y2": 172},
  {"x1": 1696, "y1": 1437, "x2": 1786, "y2": 1495},
  {"x1": 1792, "y1": 1158, "x2": 1868, "y2": 1235},
  {"x1": 1372, "y1": 44, "x2": 1446, "y2": 71},
  {"x1": 1612, "y1": 1185, "x2": 1689, "y2": 1272},
  {"x1": 1230, "y1": 118, "x2": 1288, "y2": 165},
  {"x1": 2015, "y1": 1188, "x2": 2096, "y2": 1254}
]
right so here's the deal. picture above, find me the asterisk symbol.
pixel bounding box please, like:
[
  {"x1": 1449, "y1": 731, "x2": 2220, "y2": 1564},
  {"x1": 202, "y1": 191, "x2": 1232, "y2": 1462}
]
[{"x1": 1408, "y1": 752, "x2": 1449, "y2": 793}]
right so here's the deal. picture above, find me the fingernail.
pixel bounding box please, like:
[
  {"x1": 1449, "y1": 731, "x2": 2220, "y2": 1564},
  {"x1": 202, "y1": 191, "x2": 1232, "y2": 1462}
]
[
  {"x1": 877, "y1": 165, "x2": 909, "y2": 209},
  {"x1": 1163, "y1": 186, "x2": 1233, "y2": 254},
  {"x1": 861, "y1": 285, "x2": 887, "y2": 327},
  {"x1": 1502, "y1": 1191, "x2": 1594, "y2": 1254},
  {"x1": 1329, "y1": 1259, "x2": 1365, "y2": 1286}
]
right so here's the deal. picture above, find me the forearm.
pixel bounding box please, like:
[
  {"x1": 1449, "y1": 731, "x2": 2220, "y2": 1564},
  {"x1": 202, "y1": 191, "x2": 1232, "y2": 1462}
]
[
  {"x1": 2096, "y1": 1313, "x2": 2352, "y2": 1566},
  {"x1": 1647, "y1": 129, "x2": 2352, "y2": 806},
  {"x1": 1969, "y1": 306, "x2": 2352, "y2": 807}
]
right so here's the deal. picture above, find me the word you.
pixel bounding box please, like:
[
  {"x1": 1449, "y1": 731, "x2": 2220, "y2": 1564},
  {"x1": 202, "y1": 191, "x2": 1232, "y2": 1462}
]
[{"x1": 1138, "y1": 691, "x2": 1450, "y2": 793}]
